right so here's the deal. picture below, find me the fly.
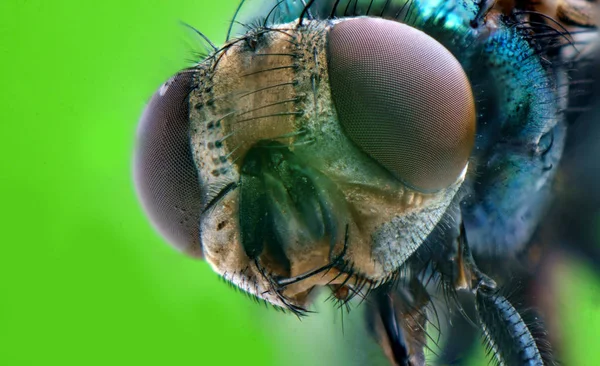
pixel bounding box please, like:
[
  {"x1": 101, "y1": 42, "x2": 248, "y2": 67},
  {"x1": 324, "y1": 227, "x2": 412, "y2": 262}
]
[{"x1": 133, "y1": 0, "x2": 599, "y2": 364}]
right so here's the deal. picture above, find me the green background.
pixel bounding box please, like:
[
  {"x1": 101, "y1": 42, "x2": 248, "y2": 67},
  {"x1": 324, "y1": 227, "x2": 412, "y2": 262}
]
[{"x1": 1, "y1": 1, "x2": 598, "y2": 365}]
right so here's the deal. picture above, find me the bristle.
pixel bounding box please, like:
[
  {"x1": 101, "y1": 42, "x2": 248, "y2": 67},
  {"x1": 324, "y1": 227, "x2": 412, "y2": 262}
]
[
  {"x1": 180, "y1": 21, "x2": 218, "y2": 52},
  {"x1": 227, "y1": 0, "x2": 247, "y2": 41},
  {"x1": 263, "y1": 0, "x2": 287, "y2": 28}
]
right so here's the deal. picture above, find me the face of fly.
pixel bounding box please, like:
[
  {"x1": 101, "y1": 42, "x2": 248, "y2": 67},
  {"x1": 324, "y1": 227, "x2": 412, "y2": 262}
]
[{"x1": 176, "y1": 17, "x2": 475, "y2": 311}]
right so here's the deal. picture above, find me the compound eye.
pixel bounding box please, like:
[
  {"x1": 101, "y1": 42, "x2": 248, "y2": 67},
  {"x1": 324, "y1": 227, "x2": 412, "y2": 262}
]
[
  {"x1": 133, "y1": 71, "x2": 203, "y2": 257},
  {"x1": 326, "y1": 18, "x2": 476, "y2": 192}
]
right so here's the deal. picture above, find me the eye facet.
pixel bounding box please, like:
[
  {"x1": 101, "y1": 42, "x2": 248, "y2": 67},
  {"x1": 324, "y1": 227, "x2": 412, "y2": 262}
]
[
  {"x1": 134, "y1": 71, "x2": 203, "y2": 257},
  {"x1": 326, "y1": 17, "x2": 476, "y2": 192}
]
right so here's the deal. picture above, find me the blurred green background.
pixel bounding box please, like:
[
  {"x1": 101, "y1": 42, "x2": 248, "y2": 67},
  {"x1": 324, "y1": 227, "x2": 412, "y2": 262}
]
[{"x1": 1, "y1": 1, "x2": 598, "y2": 365}]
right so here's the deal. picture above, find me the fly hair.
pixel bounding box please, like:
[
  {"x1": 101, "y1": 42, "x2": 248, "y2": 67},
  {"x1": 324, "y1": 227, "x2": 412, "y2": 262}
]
[
  {"x1": 180, "y1": 21, "x2": 218, "y2": 52},
  {"x1": 227, "y1": 0, "x2": 247, "y2": 41}
]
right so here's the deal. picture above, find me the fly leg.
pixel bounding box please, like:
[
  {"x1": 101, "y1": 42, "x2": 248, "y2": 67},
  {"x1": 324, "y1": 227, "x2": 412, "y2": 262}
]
[
  {"x1": 444, "y1": 221, "x2": 554, "y2": 365},
  {"x1": 365, "y1": 278, "x2": 431, "y2": 366}
]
